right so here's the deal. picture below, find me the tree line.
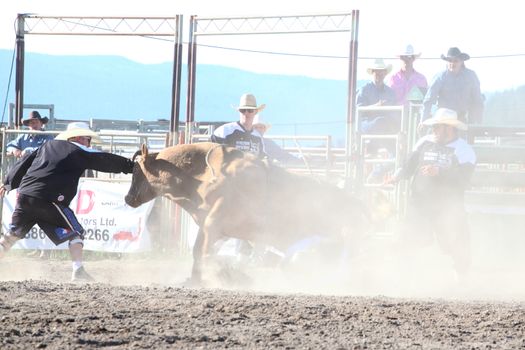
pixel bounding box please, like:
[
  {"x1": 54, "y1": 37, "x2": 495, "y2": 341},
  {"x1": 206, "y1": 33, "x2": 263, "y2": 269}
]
[{"x1": 484, "y1": 86, "x2": 525, "y2": 125}]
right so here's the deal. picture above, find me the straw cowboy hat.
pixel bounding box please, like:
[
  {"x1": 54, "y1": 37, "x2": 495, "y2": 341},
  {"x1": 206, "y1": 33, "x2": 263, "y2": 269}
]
[
  {"x1": 422, "y1": 108, "x2": 468, "y2": 130},
  {"x1": 253, "y1": 114, "x2": 272, "y2": 131},
  {"x1": 56, "y1": 122, "x2": 102, "y2": 143},
  {"x1": 22, "y1": 111, "x2": 49, "y2": 126},
  {"x1": 397, "y1": 44, "x2": 421, "y2": 58},
  {"x1": 366, "y1": 58, "x2": 392, "y2": 75},
  {"x1": 441, "y1": 47, "x2": 470, "y2": 62},
  {"x1": 235, "y1": 93, "x2": 266, "y2": 112}
]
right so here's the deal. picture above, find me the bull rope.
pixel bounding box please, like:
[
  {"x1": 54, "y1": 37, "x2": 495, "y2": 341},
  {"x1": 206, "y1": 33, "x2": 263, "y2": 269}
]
[{"x1": 205, "y1": 144, "x2": 223, "y2": 183}]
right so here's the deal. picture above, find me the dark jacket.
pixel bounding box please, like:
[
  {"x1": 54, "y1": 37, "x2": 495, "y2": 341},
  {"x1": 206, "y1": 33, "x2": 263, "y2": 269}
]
[
  {"x1": 4, "y1": 140, "x2": 134, "y2": 206},
  {"x1": 396, "y1": 135, "x2": 476, "y2": 203}
]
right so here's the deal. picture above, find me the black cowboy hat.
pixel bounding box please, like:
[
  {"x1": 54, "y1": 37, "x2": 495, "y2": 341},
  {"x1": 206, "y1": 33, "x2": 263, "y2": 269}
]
[
  {"x1": 441, "y1": 47, "x2": 470, "y2": 62},
  {"x1": 22, "y1": 110, "x2": 49, "y2": 126}
]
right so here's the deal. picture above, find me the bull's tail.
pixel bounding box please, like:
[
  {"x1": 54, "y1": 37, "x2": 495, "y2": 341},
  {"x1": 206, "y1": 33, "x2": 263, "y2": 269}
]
[{"x1": 205, "y1": 144, "x2": 224, "y2": 183}]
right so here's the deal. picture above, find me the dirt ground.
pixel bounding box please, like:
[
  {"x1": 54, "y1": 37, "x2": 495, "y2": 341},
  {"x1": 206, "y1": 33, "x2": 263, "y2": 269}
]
[{"x1": 1, "y1": 250, "x2": 525, "y2": 350}]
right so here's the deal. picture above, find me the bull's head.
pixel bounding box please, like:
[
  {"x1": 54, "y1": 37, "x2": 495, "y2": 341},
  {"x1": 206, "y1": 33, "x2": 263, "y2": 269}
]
[{"x1": 125, "y1": 144, "x2": 159, "y2": 208}]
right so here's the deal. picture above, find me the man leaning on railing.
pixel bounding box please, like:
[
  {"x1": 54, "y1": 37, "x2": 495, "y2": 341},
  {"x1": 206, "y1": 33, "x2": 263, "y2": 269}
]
[{"x1": 6, "y1": 111, "x2": 54, "y2": 159}]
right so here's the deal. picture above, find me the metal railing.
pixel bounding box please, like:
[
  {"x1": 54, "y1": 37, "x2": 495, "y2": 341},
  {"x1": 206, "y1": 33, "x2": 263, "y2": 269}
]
[
  {"x1": 191, "y1": 133, "x2": 344, "y2": 178},
  {"x1": 3, "y1": 116, "x2": 524, "y2": 252},
  {"x1": 354, "y1": 105, "x2": 408, "y2": 218},
  {"x1": 0, "y1": 129, "x2": 168, "y2": 180}
]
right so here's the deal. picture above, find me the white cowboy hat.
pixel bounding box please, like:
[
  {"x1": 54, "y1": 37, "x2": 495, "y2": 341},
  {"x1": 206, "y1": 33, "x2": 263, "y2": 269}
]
[
  {"x1": 234, "y1": 93, "x2": 266, "y2": 112},
  {"x1": 422, "y1": 108, "x2": 468, "y2": 130},
  {"x1": 252, "y1": 114, "x2": 272, "y2": 131},
  {"x1": 366, "y1": 58, "x2": 392, "y2": 75},
  {"x1": 56, "y1": 122, "x2": 103, "y2": 143},
  {"x1": 397, "y1": 44, "x2": 421, "y2": 58}
]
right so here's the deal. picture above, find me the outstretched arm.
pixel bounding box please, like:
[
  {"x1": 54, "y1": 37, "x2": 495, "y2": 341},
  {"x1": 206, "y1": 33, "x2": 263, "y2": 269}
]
[
  {"x1": 81, "y1": 151, "x2": 134, "y2": 174},
  {"x1": 2, "y1": 151, "x2": 38, "y2": 192}
]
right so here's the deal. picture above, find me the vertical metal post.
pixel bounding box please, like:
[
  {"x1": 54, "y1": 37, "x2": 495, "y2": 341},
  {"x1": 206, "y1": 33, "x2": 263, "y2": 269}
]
[
  {"x1": 49, "y1": 104, "x2": 55, "y2": 128},
  {"x1": 169, "y1": 15, "x2": 183, "y2": 147},
  {"x1": 185, "y1": 15, "x2": 198, "y2": 144},
  {"x1": 325, "y1": 135, "x2": 332, "y2": 177},
  {"x1": 8, "y1": 103, "x2": 14, "y2": 128},
  {"x1": 14, "y1": 14, "x2": 26, "y2": 128},
  {"x1": 0, "y1": 130, "x2": 6, "y2": 227},
  {"x1": 345, "y1": 10, "x2": 359, "y2": 180}
]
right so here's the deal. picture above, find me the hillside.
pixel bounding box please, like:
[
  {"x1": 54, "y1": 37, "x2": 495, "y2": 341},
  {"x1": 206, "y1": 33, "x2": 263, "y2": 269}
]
[
  {"x1": 0, "y1": 50, "x2": 349, "y2": 138},
  {"x1": 0, "y1": 50, "x2": 523, "y2": 142}
]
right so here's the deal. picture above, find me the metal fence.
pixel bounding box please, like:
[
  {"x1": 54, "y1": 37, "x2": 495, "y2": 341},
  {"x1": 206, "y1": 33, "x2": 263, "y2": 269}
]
[{"x1": 2, "y1": 113, "x2": 525, "y2": 255}]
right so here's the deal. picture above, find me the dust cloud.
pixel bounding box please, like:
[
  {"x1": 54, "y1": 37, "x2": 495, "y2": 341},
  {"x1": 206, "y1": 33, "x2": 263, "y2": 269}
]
[
  {"x1": 2, "y1": 224, "x2": 524, "y2": 303},
  {"x1": 208, "y1": 232, "x2": 525, "y2": 302},
  {"x1": 1, "y1": 189, "x2": 524, "y2": 302}
]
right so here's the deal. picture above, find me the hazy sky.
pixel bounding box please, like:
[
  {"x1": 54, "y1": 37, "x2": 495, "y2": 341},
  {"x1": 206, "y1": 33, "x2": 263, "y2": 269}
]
[{"x1": 1, "y1": 0, "x2": 524, "y2": 91}]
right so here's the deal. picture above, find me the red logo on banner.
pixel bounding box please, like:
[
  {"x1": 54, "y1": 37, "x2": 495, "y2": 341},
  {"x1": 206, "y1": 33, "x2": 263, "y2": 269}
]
[
  {"x1": 76, "y1": 190, "x2": 95, "y2": 214},
  {"x1": 113, "y1": 218, "x2": 142, "y2": 241},
  {"x1": 113, "y1": 231, "x2": 138, "y2": 241}
]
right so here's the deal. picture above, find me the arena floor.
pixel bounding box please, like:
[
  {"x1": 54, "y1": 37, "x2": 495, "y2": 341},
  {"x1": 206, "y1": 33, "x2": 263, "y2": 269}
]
[{"x1": 1, "y1": 253, "x2": 524, "y2": 349}]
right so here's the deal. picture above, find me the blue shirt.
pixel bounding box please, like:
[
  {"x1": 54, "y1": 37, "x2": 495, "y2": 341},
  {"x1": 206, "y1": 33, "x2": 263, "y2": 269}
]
[
  {"x1": 356, "y1": 82, "x2": 396, "y2": 107},
  {"x1": 356, "y1": 82, "x2": 398, "y2": 133},
  {"x1": 6, "y1": 132, "x2": 54, "y2": 155},
  {"x1": 422, "y1": 67, "x2": 484, "y2": 123}
]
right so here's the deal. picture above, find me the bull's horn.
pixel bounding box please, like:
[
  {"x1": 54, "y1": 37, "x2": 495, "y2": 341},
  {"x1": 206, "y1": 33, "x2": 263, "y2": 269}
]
[{"x1": 141, "y1": 143, "x2": 149, "y2": 157}]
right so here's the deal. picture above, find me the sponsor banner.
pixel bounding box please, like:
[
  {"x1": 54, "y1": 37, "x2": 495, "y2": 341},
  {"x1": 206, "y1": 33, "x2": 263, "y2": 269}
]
[{"x1": 2, "y1": 180, "x2": 154, "y2": 252}]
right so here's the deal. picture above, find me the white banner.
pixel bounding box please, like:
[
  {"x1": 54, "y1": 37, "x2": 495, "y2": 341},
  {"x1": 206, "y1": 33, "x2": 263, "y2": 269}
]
[{"x1": 2, "y1": 180, "x2": 154, "y2": 252}]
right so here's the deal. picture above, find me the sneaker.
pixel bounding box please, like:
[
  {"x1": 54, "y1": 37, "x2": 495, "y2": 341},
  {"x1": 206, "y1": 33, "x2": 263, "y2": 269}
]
[
  {"x1": 27, "y1": 249, "x2": 40, "y2": 257},
  {"x1": 71, "y1": 266, "x2": 95, "y2": 282}
]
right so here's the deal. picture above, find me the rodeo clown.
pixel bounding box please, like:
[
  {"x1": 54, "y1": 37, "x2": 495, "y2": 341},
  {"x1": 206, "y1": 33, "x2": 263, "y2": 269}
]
[
  {"x1": 0, "y1": 122, "x2": 134, "y2": 282},
  {"x1": 386, "y1": 108, "x2": 476, "y2": 281}
]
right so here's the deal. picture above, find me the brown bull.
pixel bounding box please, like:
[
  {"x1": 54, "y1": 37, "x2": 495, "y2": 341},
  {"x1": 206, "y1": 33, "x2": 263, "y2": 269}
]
[{"x1": 125, "y1": 142, "x2": 368, "y2": 283}]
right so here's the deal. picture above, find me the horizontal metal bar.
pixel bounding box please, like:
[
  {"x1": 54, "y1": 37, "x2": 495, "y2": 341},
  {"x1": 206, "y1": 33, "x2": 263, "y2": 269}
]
[
  {"x1": 24, "y1": 15, "x2": 179, "y2": 20},
  {"x1": 195, "y1": 29, "x2": 352, "y2": 36},
  {"x1": 193, "y1": 13, "x2": 355, "y2": 36},
  {"x1": 22, "y1": 15, "x2": 179, "y2": 36},
  {"x1": 2, "y1": 130, "x2": 58, "y2": 135},
  {"x1": 195, "y1": 13, "x2": 354, "y2": 21},
  {"x1": 27, "y1": 32, "x2": 177, "y2": 36},
  {"x1": 79, "y1": 177, "x2": 131, "y2": 183},
  {"x1": 466, "y1": 204, "x2": 525, "y2": 215},
  {"x1": 360, "y1": 134, "x2": 400, "y2": 140},
  {"x1": 469, "y1": 125, "x2": 525, "y2": 136},
  {"x1": 474, "y1": 145, "x2": 525, "y2": 163},
  {"x1": 363, "y1": 159, "x2": 396, "y2": 164},
  {"x1": 357, "y1": 106, "x2": 404, "y2": 112},
  {"x1": 1, "y1": 129, "x2": 167, "y2": 138},
  {"x1": 267, "y1": 135, "x2": 331, "y2": 141},
  {"x1": 471, "y1": 170, "x2": 525, "y2": 187}
]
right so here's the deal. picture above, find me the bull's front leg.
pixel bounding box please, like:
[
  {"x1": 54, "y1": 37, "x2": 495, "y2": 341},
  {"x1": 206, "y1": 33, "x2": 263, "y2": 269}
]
[
  {"x1": 190, "y1": 228, "x2": 206, "y2": 285},
  {"x1": 189, "y1": 198, "x2": 225, "y2": 285}
]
